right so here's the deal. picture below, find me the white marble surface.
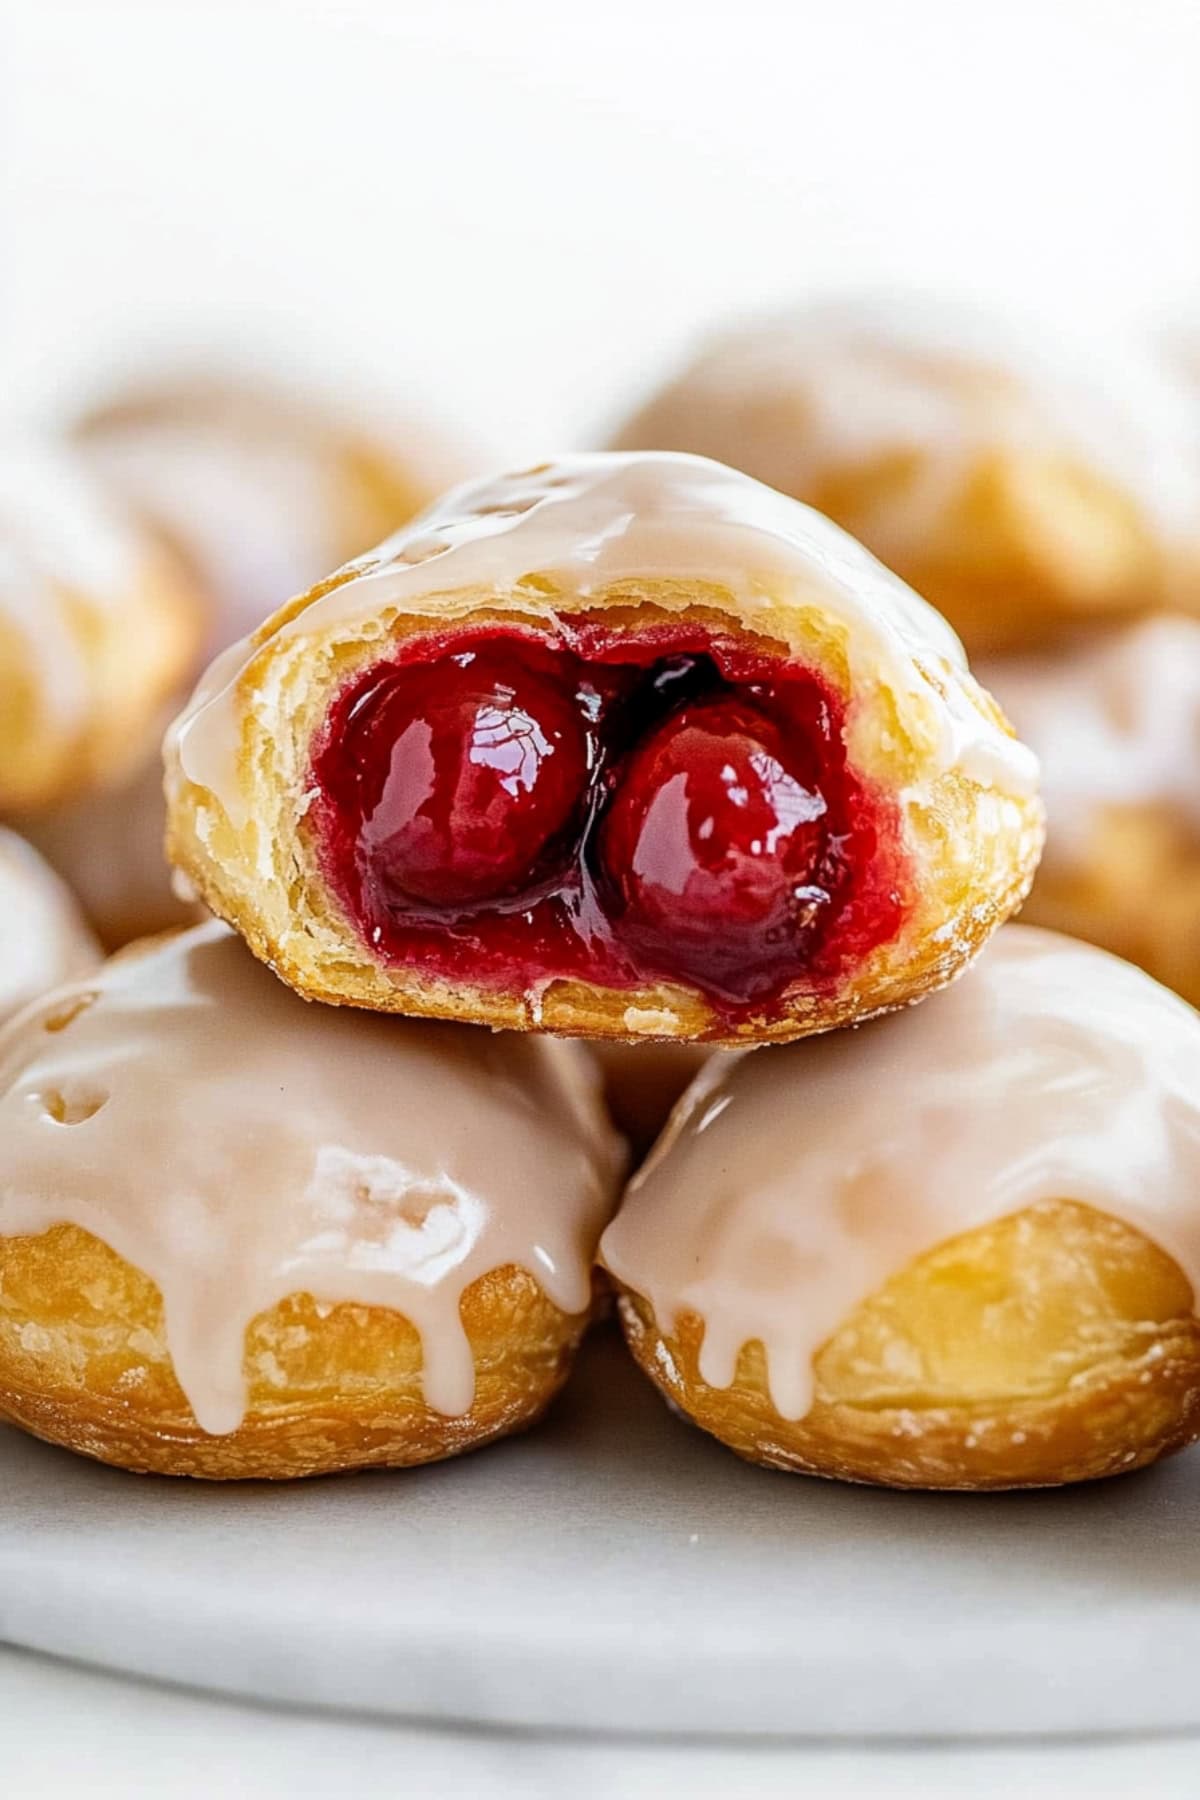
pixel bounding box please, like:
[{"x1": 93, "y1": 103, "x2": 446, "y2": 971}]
[
  {"x1": 5, "y1": 1331, "x2": 1200, "y2": 1740},
  {"x1": 5, "y1": 1648, "x2": 1200, "y2": 1800}
]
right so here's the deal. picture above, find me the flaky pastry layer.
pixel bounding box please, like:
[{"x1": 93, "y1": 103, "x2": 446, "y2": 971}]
[{"x1": 0, "y1": 1224, "x2": 593, "y2": 1480}]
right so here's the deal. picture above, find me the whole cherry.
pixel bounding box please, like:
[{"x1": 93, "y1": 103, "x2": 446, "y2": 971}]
[
  {"x1": 599, "y1": 693, "x2": 829, "y2": 997},
  {"x1": 342, "y1": 643, "x2": 591, "y2": 908}
]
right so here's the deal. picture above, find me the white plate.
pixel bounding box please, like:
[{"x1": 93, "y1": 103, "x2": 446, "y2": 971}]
[{"x1": 2, "y1": 1328, "x2": 1199, "y2": 1738}]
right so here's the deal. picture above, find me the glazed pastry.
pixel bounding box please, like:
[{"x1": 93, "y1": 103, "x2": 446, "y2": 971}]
[
  {"x1": 0, "y1": 446, "x2": 200, "y2": 813},
  {"x1": 164, "y1": 453, "x2": 1042, "y2": 1045},
  {"x1": 74, "y1": 371, "x2": 469, "y2": 650},
  {"x1": 981, "y1": 618, "x2": 1200, "y2": 1009},
  {"x1": 0, "y1": 921, "x2": 621, "y2": 1479},
  {"x1": 602, "y1": 927, "x2": 1200, "y2": 1489},
  {"x1": 612, "y1": 298, "x2": 1200, "y2": 653},
  {"x1": 0, "y1": 829, "x2": 99, "y2": 1026}
]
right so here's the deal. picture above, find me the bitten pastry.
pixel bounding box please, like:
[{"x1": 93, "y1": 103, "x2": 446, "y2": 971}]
[
  {"x1": 0, "y1": 829, "x2": 99, "y2": 1026},
  {"x1": 0, "y1": 446, "x2": 200, "y2": 813},
  {"x1": 164, "y1": 453, "x2": 1042, "y2": 1045},
  {"x1": 981, "y1": 618, "x2": 1200, "y2": 1009},
  {"x1": 75, "y1": 371, "x2": 469, "y2": 649},
  {"x1": 0, "y1": 921, "x2": 621, "y2": 1479},
  {"x1": 602, "y1": 927, "x2": 1200, "y2": 1490},
  {"x1": 612, "y1": 298, "x2": 1200, "y2": 652}
]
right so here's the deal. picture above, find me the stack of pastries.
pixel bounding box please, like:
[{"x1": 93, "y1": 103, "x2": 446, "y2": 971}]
[{"x1": 3, "y1": 305, "x2": 1200, "y2": 1494}]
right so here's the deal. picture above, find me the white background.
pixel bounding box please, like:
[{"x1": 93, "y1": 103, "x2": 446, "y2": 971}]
[{"x1": 3, "y1": 0, "x2": 1199, "y2": 461}]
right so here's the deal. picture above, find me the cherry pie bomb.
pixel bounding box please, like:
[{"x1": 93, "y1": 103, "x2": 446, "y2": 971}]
[{"x1": 165, "y1": 454, "x2": 1043, "y2": 1044}]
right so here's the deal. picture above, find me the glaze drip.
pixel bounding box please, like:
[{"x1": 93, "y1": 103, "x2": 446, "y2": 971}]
[
  {"x1": 601, "y1": 926, "x2": 1200, "y2": 1421},
  {"x1": 0, "y1": 923, "x2": 621, "y2": 1433}
]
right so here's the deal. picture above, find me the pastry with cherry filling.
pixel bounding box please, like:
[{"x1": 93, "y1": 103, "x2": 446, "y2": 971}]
[
  {"x1": 602, "y1": 927, "x2": 1200, "y2": 1490},
  {"x1": 164, "y1": 453, "x2": 1042, "y2": 1045},
  {"x1": 612, "y1": 298, "x2": 1200, "y2": 653},
  {"x1": 981, "y1": 617, "x2": 1200, "y2": 1010},
  {"x1": 0, "y1": 921, "x2": 621, "y2": 1479},
  {"x1": 0, "y1": 829, "x2": 99, "y2": 1026},
  {"x1": 0, "y1": 446, "x2": 201, "y2": 814}
]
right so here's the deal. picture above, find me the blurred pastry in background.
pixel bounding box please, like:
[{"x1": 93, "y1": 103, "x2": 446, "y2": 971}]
[
  {"x1": 612, "y1": 297, "x2": 1200, "y2": 653},
  {"x1": 0, "y1": 445, "x2": 201, "y2": 814},
  {"x1": 164, "y1": 453, "x2": 1042, "y2": 1045},
  {"x1": 603, "y1": 927, "x2": 1200, "y2": 1490},
  {"x1": 73, "y1": 370, "x2": 471, "y2": 649},
  {"x1": 0, "y1": 922, "x2": 621, "y2": 1479},
  {"x1": 20, "y1": 738, "x2": 203, "y2": 948},
  {"x1": 590, "y1": 1041, "x2": 713, "y2": 1157},
  {"x1": 981, "y1": 617, "x2": 1200, "y2": 1008},
  {"x1": 0, "y1": 828, "x2": 100, "y2": 1025},
  {"x1": 28, "y1": 368, "x2": 469, "y2": 947}
]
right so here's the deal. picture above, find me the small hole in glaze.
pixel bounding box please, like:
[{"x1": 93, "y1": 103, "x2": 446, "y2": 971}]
[
  {"x1": 395, "y1": 537, "x2": 450, "y2": 566},
  {"x1": 474, "y1": 497, "x2": 539, "y2": 519},
  {"x1": 36, "y1": 1086, "x2": 108, "y2": 1125},
  {"x1": 42, "y1": 992, "x2": 98, "y2": 1033}
]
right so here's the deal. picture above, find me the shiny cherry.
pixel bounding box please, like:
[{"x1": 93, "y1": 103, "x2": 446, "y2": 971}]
[
  {"x1": 598, "y1": 695, "x2": 829, "y2": 995},
  {"x1": 344, "y1": 647, "x2": 590, "y2": 908}
]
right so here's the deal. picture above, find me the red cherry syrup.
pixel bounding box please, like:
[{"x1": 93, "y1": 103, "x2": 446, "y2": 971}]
[{"x1": 309, "y1": 621, "x2": 908, "y2": 1026}]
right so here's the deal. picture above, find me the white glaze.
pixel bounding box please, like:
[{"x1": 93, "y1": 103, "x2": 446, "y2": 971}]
[
  {"x1": 617, "y1": 297, "x2": 1200, "y2": 540},
  {"x1": 980, "y1": 618, "x2": 1200, "y2": 865},
  {"x1": 601, "y1": 926, "x2": 1200, "y2": 1421},
  {"x1": 170, "y1": 451, "x2": 1037, "y2": 823},
  {"x1": 0, "y1": 922, "x2": 621, "y2": 1433},
  {"x1": 0, "y1": 830, "x2": 100, "y2": 1025}
]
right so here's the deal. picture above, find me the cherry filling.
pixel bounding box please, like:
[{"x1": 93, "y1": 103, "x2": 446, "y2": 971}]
[
  {"x1": 344, "y1": 645, "x2": 590, "y2": 908},
  {"x1": 310, "y1": 624, "x2": 909, "y2": 1022},
  {"x1": 598, "y1": 696, "x2": 829, "y2": 994}
]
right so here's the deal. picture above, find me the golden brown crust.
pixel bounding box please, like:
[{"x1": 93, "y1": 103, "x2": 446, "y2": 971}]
[
  {"x1": 166, "y1": 575, "x2": 1043, "y2": 1046},
  {"x1": 0, "y1": 1224, "x2": 595, "y2": 1479},
  {"x1": 615, "y1": 1202, "x2": 1200, "y2": 1489}
]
